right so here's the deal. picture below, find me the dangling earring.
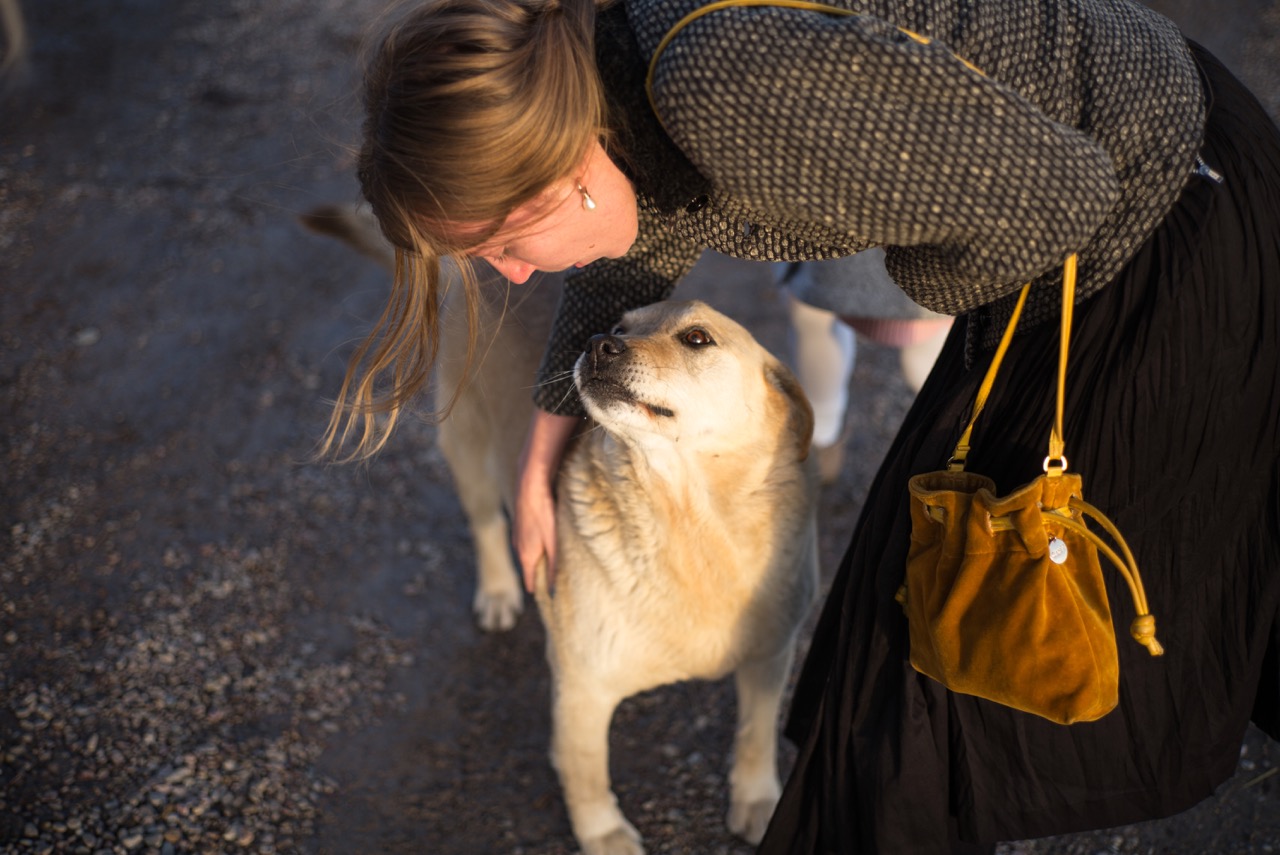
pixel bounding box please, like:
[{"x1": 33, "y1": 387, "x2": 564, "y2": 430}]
[{"x1": 577, "y1": 183, "x2": 597, "y2": 211}]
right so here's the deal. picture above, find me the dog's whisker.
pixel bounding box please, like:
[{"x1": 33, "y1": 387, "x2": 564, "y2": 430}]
[
  {"x1": 527, "y1": 370, "x2": 577, "y2": 398},
  {"x1": 531, "y1": 368, "x2": 576, "y2": 387},
  {"x1": 551, "y1": 384, "x2": 580, "y2": 414}
]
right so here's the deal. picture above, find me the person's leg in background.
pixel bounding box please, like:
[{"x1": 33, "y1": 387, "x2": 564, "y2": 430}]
[
  {"x1": 781, "y1": 287, "x2": 858, "y2": 483},
  {"x1": 777, "y1": 251, "x2": 953, "y2": 483}
]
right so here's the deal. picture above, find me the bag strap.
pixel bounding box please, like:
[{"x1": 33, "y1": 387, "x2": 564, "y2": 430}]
[
  {"x1": 946, "y1": 280, "x2": 1031, "y2": 470},
  {"x1": 645, "y1": 0, "x2": 984, "y2": 130},
  {"x1": 1046, "y1": 253, "x2": 1077, "y2": 472},
  {"x1": 948, "y1": 255, "x2": 1077, "y2": 472}
]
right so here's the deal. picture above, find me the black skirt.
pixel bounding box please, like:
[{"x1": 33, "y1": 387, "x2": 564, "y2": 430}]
[{"x1": 760, "y1": 45, "x2": 1280, "y2": 854}]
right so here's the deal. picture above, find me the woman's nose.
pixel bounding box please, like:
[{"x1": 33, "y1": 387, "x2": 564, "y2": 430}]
[{"x1": 489, "y1": 257, "x2": 535, "y2": 284}]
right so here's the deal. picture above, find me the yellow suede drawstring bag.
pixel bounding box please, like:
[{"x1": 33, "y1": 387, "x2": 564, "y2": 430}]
[{"x1": 898, "y1": 256, "x2": 1163, "y2": 724}]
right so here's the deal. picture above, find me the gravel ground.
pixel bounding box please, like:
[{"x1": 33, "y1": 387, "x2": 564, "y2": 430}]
[{"x1": 1, "y1": 1, "x2": 1277, "y2": 853}]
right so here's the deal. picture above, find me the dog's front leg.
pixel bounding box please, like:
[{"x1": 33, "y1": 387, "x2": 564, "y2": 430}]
[
  {"x1": 727, "y1": 644, "x2": 795, "y2": 844},
  {"x1": 550, "y1": 680, "x2": 643, "y2": 855}
]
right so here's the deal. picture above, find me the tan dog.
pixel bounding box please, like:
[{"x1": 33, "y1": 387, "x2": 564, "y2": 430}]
[
  {"x1": 543, "y1": 299, "x2": 819, "y2": 854},
  {"x1": 302, "y1": 206, "x2": 820, "y2": 853}
]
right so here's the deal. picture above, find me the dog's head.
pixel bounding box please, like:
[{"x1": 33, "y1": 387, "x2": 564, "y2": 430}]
[{"x1": 573, "y1": 300, "x2": 813, "y2": 458}]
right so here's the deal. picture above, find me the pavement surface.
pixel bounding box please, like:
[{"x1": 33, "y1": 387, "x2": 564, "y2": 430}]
[{"x1": 2, "y1": 1, "x2": 1278, "y2": 853}]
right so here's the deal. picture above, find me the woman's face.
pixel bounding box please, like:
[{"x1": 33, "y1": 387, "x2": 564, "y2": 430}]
[{"x1": 469, "y1": 141, "x2": 639, "y2": 284}]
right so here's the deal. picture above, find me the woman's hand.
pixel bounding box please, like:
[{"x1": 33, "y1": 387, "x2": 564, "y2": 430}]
[{"x1": 514, "y1": 409, "x2": 579, "y2": 594}]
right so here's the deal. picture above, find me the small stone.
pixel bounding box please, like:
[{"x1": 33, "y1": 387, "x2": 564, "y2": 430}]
[{"x1": 73, "y1": 327, "x2": 101, "y2": 347}]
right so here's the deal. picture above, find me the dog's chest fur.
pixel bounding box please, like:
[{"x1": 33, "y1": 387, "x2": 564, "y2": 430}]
[{"x1": 552, "y1": 431, "x2": 809, "y2": 678}]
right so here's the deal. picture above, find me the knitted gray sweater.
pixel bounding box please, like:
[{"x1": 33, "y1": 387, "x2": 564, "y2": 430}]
[{"x1": 534, "y1": 0, "x2": 1205, "y2": 415}]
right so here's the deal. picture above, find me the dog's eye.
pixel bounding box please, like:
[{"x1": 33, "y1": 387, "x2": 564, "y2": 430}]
[
  {"x1": 611, "y1": 324, "x2": 626, "y2": 335},
  {"x1": 682, "y1": 327, "x2": 715, "y2": 347}
]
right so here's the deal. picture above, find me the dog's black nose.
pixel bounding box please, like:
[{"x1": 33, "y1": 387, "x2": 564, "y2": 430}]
[{"x1": 588, "y1": 333, "x2": 627, "y2": 363}]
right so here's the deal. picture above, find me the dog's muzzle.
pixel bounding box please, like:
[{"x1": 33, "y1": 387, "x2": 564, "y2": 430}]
[
  {"x1": 576, "y1": 333, "x2": 631, "y2": 403},
  {"x1": 576, "y1": 334, "x2": 674, "y2": 418}
]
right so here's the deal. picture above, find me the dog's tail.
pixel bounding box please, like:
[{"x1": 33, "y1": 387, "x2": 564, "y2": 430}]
[
  {"x1": 1, "y1": 0, "x2": 28, "y2": 93},
  {"x1": 299, "y1": 203, "x2": 397, "y2": 272}
]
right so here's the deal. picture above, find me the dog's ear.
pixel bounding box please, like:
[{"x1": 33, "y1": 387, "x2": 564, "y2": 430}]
[{"x1": 765, "y1": 360, "x2": 815, "y2": 460}]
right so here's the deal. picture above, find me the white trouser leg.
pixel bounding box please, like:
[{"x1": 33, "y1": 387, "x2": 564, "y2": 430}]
[{"x1": 783, "y1": 291, "x2": 856, "y2": 448}]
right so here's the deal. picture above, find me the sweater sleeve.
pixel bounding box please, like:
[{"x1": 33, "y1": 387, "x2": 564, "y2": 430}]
[
  {"x1": 647, "y1": 8, "x2": 1121, "y2": 308},
  {"x1": 532, "y1": 201, "x2": 703, "y2": 415}
]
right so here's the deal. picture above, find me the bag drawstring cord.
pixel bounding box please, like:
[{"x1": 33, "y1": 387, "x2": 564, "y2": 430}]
[{"x1": 1047, "y1": 501, "x2": 1164, "y2": 656}]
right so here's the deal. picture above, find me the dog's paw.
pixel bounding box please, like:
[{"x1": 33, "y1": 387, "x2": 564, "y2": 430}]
[
  {"x1": 580, "y1": 821, "x2": 644, "y2": 855},
  {"x1": 727, "y1": 797, "x2": 778, "y2": 846},
  {"x1": 473, "y1": 587, "x2": 523, "y2": 632}
]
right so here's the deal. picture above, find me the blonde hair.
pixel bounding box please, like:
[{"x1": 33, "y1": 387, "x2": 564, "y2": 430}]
[{"x1": 322, "y1": 0, "x2": 607, "y2": 460}]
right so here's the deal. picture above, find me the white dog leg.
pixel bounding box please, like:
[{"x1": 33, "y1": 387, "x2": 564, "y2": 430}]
[
  {"x1": 437, "y1": 423, "x2": 523, "y2": 632},
  {"x1": 550, "y1": 682, "x2": 643, "y2": 855},
  {"x1": 726, "y1": 645, "x2": 795, "y2": 844},
  {"x1": 467, "y1": 511, "x2": 523, "y2": 631}
]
